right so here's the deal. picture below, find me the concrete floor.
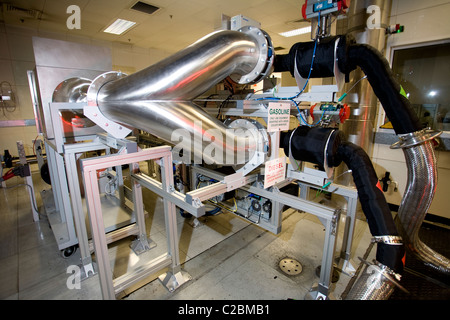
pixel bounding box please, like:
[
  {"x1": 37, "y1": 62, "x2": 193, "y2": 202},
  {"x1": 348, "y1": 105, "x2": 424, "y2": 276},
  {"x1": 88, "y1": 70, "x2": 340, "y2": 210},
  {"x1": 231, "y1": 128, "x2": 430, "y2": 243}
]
[{"x1": 0, "y1": 168, "x2": 377, "y2": 300}]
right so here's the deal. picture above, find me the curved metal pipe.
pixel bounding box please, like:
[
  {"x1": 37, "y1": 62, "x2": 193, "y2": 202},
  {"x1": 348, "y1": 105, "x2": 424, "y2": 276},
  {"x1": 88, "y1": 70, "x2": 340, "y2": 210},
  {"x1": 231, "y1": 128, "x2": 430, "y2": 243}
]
[
  {"x1": 100, "y1": 100, "x2": 261, "y2": 165},
  {"x1": 89, "y1": 27, "x2": 273, "y2": 165},
  {"x1": 52, "y1": 77, "x2": 96, "y2": 128},
  {"x1": 394, "y1": 132, "x2": 450, "y2": 275},
  {"x1": 53, "y1": 77, "x2": 91, "y2": 103}
]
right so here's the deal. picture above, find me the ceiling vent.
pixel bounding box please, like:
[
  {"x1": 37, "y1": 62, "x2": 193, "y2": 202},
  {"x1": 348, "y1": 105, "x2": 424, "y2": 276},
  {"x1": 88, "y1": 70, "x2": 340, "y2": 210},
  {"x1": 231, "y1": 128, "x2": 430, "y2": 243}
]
[
  {"x1": 130, "y1": 1, "x2": 160, "y2": 15},
  {"x1": 2, "y1": 4, "x2": 43, "y2": 20}
]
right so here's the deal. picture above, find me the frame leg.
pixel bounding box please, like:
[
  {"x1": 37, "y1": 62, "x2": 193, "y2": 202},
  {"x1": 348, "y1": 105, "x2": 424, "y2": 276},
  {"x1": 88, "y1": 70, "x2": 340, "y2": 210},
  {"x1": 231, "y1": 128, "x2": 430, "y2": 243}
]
[
  {"x1": 337, "y1": 196, "x2": 358, "y2": 276},
  {"x1": 129, "y1": 173, "x2": 156, "y2": 255},
  {"x1": 84, "y1": 170, "x2": 116, "y2": 300},
  {"x1": 157, "y1": 153, "x2": 191, "y2": 292},
  {"x1": 306, "y1": 210, "x2": 340, "y2": 300}
]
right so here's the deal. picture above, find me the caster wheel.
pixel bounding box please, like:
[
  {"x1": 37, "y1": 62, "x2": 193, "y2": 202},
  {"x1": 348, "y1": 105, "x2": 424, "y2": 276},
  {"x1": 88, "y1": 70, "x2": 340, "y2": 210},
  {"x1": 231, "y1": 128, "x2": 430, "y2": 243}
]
[{"x1": 62, "y1": 245, "x2": 77, "y2": 258}]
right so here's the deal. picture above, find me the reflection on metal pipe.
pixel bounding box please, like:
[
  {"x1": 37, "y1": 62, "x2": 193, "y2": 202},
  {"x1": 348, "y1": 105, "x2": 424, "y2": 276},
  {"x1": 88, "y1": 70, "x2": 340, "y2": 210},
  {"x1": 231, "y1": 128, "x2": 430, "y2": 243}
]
[
  {"x1": 52, "y1": 77, "x2": 96, "y2": 128},
  {"x1": 89, "y1": 27, "x2": 274, "y2": 165},
  {"x1": 392, "y1": 130, "x2": 450, "y2": 275}
]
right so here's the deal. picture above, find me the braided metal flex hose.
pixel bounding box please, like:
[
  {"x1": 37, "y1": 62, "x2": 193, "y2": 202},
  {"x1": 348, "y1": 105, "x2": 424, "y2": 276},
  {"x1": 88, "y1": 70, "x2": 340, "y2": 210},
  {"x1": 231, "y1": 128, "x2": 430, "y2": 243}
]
[{"x1": 394, "y1": 131, "x2": 450, "y2": 274}]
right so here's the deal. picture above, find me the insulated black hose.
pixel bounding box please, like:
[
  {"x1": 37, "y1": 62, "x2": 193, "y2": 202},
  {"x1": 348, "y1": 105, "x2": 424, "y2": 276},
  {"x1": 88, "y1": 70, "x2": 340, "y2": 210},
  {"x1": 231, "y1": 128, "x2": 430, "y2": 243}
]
[
  {"x1": 281, "y1": 127, "x2": 405, "y2": 274},
  {"x1": 274, "y1": 37, "x2": 422, "y2": 135},
  {"x1": 336, "y1": 141, "x2": 404, "y2": 273},
  {"x1": 344, "y1": 44, "x2": 422, "y2": 135}
]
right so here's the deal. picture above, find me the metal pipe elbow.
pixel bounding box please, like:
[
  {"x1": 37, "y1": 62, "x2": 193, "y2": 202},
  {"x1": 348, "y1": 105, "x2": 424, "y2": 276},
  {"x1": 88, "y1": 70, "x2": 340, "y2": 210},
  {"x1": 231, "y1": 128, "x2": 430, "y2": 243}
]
[{"x1": 96, "y1": 27, "x2": 274, "y2": 104}]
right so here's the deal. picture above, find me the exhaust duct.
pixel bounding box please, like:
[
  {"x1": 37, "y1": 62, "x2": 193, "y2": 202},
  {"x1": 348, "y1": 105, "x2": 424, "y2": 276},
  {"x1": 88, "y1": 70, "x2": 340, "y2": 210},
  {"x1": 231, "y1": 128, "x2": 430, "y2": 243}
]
[
  {"x1": 88, "y1": 27, "x2": 274, "y2": 166},
  {"x1": 275, "y1": 27, "x2": 446, "y2": 299}
]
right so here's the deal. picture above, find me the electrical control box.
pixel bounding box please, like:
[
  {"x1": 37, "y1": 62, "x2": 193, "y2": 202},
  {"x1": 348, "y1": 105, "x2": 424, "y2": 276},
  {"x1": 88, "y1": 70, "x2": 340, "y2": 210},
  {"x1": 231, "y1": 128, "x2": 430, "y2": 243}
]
[{"x1": 302, "y1": 0, "x2": 349, "y2": 19}]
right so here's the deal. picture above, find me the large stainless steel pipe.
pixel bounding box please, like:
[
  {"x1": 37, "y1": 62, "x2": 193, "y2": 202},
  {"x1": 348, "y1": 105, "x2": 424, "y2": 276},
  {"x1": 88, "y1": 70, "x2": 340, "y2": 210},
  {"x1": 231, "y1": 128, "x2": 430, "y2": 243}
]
[{"x1": 88, "y1": 27, "x2": 273, "y2": 165}]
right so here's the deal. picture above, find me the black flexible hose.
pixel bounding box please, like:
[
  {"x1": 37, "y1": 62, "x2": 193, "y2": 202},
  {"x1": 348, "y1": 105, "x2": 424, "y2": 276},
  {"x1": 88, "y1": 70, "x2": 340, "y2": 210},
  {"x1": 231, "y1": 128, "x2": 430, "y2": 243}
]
[
  {"x1": 336, "y1": 141, "x2": 404, "y2": 273},
  {"x1": 274, "y1": 37, "x2": 423, "y2": 135},
  {"x1": 344, "y1": 44, "x2": 422, "y2": 135},
  {"x1": 281, "y1": 127, "x2": 405, "y2": 274}
]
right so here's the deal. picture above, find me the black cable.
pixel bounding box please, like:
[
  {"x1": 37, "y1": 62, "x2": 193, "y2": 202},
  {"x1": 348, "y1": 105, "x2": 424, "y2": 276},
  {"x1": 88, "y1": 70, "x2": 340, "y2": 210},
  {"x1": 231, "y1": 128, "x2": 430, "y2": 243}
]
[
  {"x1": 216, "y1": 94, "x2": 233, "y2": 119},
  {"x1": 3, "y1": 183, "x2": 43, "y2": 219}
]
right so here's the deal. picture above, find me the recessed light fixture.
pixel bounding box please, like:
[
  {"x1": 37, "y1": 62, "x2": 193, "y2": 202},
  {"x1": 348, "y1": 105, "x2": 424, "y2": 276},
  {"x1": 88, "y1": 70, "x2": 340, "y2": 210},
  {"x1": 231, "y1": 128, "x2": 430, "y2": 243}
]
[
  {"x1": 104, "y1": 18, "x2": 136, "y2": 35},
  {"x1": 279, "y1": 26, "x2": 312, "y2": 37},
  {"x1": 428, "y1": 90, "x2": 437, "y2": 97}
]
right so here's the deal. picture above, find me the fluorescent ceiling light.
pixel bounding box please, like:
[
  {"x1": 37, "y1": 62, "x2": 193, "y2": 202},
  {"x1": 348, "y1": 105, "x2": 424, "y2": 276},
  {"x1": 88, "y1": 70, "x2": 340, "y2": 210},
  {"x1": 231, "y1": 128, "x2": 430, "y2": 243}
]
[
  {"x1": 104, "y1": 18, "x2": 136, "y2": 35},
  {"x1": 279, "y1": 26, "x2": 311, "y2": 37}
]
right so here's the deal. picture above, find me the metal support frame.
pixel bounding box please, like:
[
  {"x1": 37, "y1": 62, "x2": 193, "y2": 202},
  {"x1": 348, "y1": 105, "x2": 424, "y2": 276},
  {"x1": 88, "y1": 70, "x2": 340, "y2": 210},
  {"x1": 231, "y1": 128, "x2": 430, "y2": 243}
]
[
  {"x1": 82, "y1": 146, "x2": 191, "y2": 299},
  {"x1": 189, "y1": 165, "x2": 342, "y2": 299},
  {"x1": 289, "y1": 166, "x2": 359, "y2": 277},
  {"x1": 44, "y1": 138, "x2": 79, "y2": 251},
  {"x1": 41, "y1": 101, "x2": 151, "y2": 269}
]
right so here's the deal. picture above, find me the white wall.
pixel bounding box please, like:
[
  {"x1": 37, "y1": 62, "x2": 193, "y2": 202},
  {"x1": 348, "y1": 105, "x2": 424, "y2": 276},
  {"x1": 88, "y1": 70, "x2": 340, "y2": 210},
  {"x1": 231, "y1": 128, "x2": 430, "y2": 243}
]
[
  {"x1": 0, "y1": 23, "x2": 170, "y2": 157},
  {"x1": 371, "y1": 0, "x2": 450, "y2": 219}
]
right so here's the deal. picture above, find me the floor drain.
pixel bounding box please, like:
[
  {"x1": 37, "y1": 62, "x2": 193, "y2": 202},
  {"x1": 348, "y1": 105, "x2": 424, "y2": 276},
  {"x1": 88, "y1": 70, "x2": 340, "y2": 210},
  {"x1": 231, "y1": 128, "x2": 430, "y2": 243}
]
[{"x1": 279, "y1": 258, "x2": 302, "y2": 276}]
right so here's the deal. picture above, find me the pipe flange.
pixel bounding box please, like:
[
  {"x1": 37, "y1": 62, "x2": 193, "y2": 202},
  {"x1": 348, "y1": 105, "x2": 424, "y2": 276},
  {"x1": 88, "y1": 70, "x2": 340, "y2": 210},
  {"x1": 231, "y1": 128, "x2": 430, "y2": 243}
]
[
  {"x1": 226, "y1": 118, "x2": 270, "y2": 175},
  {"x1": 390, "y1": 129, "x2": 442, "y2": 149},
  {"x1": 84, "y1": 71, "x2": 132, "y2": 139},
  {"x1": 86, "y1": 71, "x2": 127, "y2": 107},
  {"x1": 230, "y1": 26, "x2": 274, "y2": 85}
]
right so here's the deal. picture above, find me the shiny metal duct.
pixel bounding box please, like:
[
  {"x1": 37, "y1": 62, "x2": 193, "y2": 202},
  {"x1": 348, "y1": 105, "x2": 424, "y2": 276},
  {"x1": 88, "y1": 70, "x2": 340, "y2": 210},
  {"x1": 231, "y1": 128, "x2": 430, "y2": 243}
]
[
  {"x1": 53, "y1": 77, "x2": 91, "y2": 103},
  {"x1": 345, "y1": 260, "x2": 400, "y2": 300},
  {"x1": 88, "y1": 27, "x2": 274, "y2": 165},
  {"x1": 393, "y1": 131, "x2": 450, "y2": 275},
  {"x1": 52, "y1": 77, "x2": 96, "y2": 128}
]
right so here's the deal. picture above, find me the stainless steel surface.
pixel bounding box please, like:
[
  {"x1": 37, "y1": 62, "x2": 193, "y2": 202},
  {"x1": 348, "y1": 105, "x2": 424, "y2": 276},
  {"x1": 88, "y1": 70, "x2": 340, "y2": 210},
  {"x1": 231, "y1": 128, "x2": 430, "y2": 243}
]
[
  {"x1": 391, "y1": 129, "x2": 443, "y2": 149},
  {"x1": 52, "y1": 77, "x2": 91, "y2": 103},
  {"x1": 31, "y1": 37, "x2": 111, "y2": 139},
  {"x1": 99, "y1": 100, "x2": 258, "y2": 164},
  {"x1": 27, "y1": 70, "x2": 44, "y2": 134},
  {"x1": 345, "y1": 261, "x2": 398, "y2": 300},
  {"x1": 396, "y1": 135, "x2": 450, "y2": 274},
  {"x1": 96, "y1": 28, "x2": 273, "y2": 102},
  {"x1": 89, "y1": 28, "x2": 273, "y2": 165},
  {"x1": 53, "y1": 77, "x2": 96, "y2": 129}
]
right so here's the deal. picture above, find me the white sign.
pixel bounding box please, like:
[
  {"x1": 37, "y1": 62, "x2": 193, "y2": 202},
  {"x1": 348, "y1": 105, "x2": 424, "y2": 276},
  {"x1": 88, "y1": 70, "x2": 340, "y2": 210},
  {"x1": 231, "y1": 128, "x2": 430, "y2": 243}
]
[
  {"x1": 264, "y1": 157, "x2": 287, "y2": 189},
  {"x1": 267, "y1": 102, "x2": 291, "y2": 132}
]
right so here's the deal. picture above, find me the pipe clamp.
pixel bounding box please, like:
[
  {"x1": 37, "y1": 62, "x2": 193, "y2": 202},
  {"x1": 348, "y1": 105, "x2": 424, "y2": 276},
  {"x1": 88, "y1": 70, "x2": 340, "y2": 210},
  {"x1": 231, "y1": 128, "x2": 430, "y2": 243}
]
[{"x1": 371, "y1": 235, "x2": 403, "y2": 246}]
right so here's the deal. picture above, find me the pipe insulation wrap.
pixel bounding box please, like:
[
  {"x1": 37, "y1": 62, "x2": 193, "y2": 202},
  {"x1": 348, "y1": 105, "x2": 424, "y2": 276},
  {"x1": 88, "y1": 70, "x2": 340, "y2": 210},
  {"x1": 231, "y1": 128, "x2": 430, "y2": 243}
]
[
  {"x1": 281, "y1": 127, "x2": 405, "y2": 274},
  {"x1": 336, "y1": 141, "x2": 405, "y2": 274},
  {"x1": 274, "y1": 36, "x2": 422, "y2": 135},
  {"x1": 345, "y1": 44, "x2": 422, "y2": 135}
]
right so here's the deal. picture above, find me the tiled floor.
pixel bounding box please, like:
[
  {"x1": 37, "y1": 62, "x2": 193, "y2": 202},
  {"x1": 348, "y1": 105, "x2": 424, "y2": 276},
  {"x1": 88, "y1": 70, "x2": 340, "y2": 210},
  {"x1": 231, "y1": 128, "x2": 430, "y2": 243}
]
[{"x1": 0, "y1": 168, "x2": 377, "y2": 300}]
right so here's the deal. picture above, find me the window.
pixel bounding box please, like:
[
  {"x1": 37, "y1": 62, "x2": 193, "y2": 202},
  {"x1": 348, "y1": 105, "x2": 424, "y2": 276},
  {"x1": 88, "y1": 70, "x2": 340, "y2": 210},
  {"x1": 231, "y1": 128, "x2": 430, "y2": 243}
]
[{"x1": 382, "y1": 41, "x2": 450, "y2": 132}]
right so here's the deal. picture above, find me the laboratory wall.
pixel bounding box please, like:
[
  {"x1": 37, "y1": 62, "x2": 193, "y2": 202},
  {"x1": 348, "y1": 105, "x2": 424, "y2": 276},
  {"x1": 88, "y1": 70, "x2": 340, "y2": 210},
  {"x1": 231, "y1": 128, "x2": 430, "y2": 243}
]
[{"x1": 0, "y1": 22, "x2": 170, "y2": 157}]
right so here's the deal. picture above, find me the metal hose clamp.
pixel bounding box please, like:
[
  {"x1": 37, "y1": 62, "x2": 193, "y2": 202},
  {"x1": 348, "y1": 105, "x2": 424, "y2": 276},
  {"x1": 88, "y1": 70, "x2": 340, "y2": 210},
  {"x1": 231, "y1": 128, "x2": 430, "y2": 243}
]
[
  {"x1": 390, "y1": 129, "x2": 442, "y2": 149},
  {"x1": 371, "y1": 235, "x2": 403, "y2": 246},
  {"x1": 358, "y1": 258, "x2": 408, "y2": 292}
]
